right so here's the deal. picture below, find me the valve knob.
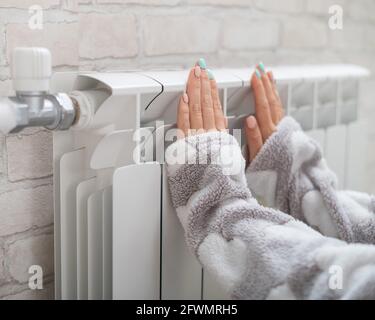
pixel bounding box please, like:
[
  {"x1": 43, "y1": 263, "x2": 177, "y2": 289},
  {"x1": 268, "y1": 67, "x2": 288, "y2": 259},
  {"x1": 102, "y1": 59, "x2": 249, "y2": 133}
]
[{"x1": 12, "y1": 47, "x2": 52, "y2": 93}]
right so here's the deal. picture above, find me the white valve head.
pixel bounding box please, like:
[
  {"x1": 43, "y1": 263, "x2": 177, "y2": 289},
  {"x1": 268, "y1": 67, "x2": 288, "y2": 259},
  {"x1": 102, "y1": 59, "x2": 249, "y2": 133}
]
[
  {"x1": 0, "y1": 98, "x2": 17, "y2": 134},
  {"x1": 12, "y1": 47, "x2": 52, "y2": 93}
]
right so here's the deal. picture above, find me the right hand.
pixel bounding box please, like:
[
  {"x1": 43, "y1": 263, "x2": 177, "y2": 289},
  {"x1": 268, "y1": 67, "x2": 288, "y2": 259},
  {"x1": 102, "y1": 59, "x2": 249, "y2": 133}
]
[{"x1": 245, "y1": 62, "x2": 284, "y2": 163}]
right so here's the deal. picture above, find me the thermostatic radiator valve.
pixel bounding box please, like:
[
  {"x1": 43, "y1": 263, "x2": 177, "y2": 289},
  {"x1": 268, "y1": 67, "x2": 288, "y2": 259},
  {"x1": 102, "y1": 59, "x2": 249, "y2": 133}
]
[{"x1": 0, "y1": 47, "x2": 78, "y2": 134}]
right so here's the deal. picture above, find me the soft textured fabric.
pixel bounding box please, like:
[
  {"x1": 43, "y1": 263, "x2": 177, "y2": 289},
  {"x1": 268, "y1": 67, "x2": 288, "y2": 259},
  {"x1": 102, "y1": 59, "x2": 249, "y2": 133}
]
[
  {"x1": 246, "y1": 117, "x2": 375, "y2": 244},
  {"x1": 165, "y1": 118, "x2": 375, "y2": 300}
]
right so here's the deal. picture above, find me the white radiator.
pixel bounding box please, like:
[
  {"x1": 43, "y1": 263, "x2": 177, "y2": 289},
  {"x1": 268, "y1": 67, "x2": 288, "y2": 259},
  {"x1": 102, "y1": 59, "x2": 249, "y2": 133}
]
[{"x1": 51, "y1": 65, "x2": 369, "y2": 300}]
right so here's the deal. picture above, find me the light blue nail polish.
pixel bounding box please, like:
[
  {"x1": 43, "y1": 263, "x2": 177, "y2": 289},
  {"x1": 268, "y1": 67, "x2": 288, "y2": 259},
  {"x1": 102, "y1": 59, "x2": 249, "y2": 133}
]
[
  {"x1": 258, "y1": 61, "x2": 266, "y2": 73},
  {"x1": 198, "y1": 58, "x2": 207, "y2": 70},
  {"x1": 255, "y1": 69, "x2": 261, "y2": 79},
  {"x1": 207, "y1": 69, "x2": 215, "y2": 80}
]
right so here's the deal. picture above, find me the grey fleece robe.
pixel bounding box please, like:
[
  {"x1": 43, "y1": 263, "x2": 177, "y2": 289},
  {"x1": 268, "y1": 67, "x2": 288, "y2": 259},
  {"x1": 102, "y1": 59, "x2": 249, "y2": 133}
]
[{"x1": 165, "y1": 116, "x2": 375, "y2": 300}]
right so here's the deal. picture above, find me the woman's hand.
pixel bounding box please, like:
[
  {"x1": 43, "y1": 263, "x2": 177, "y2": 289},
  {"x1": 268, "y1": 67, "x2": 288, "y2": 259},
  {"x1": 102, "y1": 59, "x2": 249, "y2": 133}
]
[
  {"x1": 245, "y1": 62, "x2": 284, "y2": 163},
  {"x1": 176, "y1": 60, "x2": 284, "y2": 165},
  {"x1": 177, "y1": 59, "x2": 227, "y2": 137}
]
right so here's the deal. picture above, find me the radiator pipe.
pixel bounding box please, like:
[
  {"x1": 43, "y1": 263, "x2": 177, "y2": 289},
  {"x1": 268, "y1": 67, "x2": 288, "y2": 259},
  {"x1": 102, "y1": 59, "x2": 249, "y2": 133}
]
[{"x1": 0, "y1": 47, "x2": 77, "y2": 134}]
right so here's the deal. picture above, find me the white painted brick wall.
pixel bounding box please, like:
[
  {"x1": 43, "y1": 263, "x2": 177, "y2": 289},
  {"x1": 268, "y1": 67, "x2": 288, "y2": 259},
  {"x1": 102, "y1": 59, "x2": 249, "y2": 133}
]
[
  {"x1": 6, "y1": 131, "x2": 53, "y2": 181},
  {"x1": 6, "y1": 22, "x2": 79, "y2": 66},
  {"x1": 0, "y1": 1, "x2": 60, "y2": 9},
  {"x1": 7, "y1": 233, "x2": 54, "y2": 283},
  {"x1": 0, "y1": 185, "x2": 53, "y2": 237},
  {"x1": 282, "y1": 18, "x2": 328, "y2": 48},
  {"x1": 222, "y1": 18, "x2": 280, "y2": 50},
  {"x1": 0, "y1": 0, "x2": 374, "y2": 299},
  {"x1": 143, "y1": 15, "x2": 220, "y2": 56},
  {"x1": 79, "y1": 13, "x2": 138, "y2": 59}
]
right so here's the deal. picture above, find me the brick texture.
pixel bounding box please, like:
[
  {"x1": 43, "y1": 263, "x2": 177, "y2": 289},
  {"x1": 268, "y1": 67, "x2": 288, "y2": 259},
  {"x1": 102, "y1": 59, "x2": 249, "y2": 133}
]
[
  {"x1": 7, "y1": 234, "x2": 54, "y2": 283},
  {"x1": 143, "y1": 15, "x2": 220, "y2": 56},
  {"x1": 0, "y1": 185, "x2": 53, "y2": 237},
  {"x1": 79, "y1": 13, "x2": 138, "y2": 59},
  {"x1": 6, "y1": 131, "x2": 53, "y2": 181}
]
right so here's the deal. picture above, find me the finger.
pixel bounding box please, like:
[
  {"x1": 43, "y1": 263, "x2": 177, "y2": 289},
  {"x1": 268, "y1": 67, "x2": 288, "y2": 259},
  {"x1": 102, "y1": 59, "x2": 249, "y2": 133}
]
[
  {"x1": 200, "y1": 68, "x2": 216, "y2": 131},
  {"x1": 257, "y1": 63, "x2": 279, "y2": 125},
  {"x1": 245, "y1": 115, "x2": 263, "y2": 163},
  {"x1": 177, "y1": 93, "x2": 190, "y2": 138},
  {"x1": 187, "y1": 66, "x2": 203, "y2": 130},
  {"x1": 267, "y1": 71, "x2": 284, "y2": 123},
  {"x1": 208, "y1": 70, "x2": 226, "y2": 130},
  {"x1": 251, "y1": 70, "x2": 276, "y2": 141}
]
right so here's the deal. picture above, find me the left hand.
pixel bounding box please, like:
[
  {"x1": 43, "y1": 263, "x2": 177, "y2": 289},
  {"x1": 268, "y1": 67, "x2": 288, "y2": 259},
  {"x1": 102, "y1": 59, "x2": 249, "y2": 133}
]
[{"x1": 177, "y1": 60, "x2": 227, "y2": 138}]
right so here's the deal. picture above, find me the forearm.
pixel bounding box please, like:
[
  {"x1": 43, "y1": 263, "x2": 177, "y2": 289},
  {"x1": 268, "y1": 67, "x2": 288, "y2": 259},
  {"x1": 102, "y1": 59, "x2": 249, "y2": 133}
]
[
  {"x1": 166, "y1": 131, "x2": 375, "y2": 299},
  {"x1": 246, "y1": 116, "x2": 375, "y2": 244}
]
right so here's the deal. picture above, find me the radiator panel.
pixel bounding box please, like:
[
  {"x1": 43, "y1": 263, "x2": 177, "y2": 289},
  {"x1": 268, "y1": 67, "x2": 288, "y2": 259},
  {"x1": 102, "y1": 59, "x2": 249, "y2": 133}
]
[
  {"x1": 76, "y1": 177, "x2": 97, "y2": 300},
  {"x1": 102, "y1": 187, "x2": 113, "y2": 300},
  {"x1": 161, "y1": 166, "x2": 202, "y2": 300},
  {"x1": 346, "y1": 121, "x2": 367, "y2": 191},
  {"x1": 59, "y1": 148, "x2": 87, "y2": 300},
  {"x1": 88, "y1": 190, "x2": 103, "y2": 300},
  {"x1": 112, "y1": 163, "x2": 161, "y2": 299},
  {"x1": 325, "y1": 125, "x2": 347, "y2": 189}
]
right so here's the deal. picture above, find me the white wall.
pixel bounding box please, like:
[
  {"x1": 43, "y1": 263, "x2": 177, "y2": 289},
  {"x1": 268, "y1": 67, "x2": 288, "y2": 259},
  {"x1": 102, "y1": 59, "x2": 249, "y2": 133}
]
[{"x1": 0, "y1": 0, "x2": 374, "y2": 299}]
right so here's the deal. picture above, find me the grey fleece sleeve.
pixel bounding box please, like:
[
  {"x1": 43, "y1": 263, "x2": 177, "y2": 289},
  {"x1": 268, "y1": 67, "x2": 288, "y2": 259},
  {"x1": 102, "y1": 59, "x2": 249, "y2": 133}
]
[
  {"x1": 166, "y1": 131, "x2": 375, "y2": 300},
  {"x1": 246, "y1": 116, "x2": 375, "y2": 244}
]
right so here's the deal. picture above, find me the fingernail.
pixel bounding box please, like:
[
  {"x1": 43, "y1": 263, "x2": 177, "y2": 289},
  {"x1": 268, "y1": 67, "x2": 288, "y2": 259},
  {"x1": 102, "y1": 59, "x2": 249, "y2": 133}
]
[
  {"x1": 268, "y1": 71, "x2": 275, "y2": 83},
  {"x1": 255, "y1": 69, "x2": 261, "y2": 79},
  {"x1": 246, "y1": 116, "x2": 257, "y2": 129},
  {"x1": 198, "y1": 58, "x2": 207, "y2": 70},
  {"x1": 182, "y1": 92, "x2": 189, "y2": 103},
  {"x1": 194, "y1": 66, "x2": 201, "y2": 78},
  {"x1": 207, "y1": 69, "x2": 215, "y2": 80},
  {"x1": 258, "y1": 62, "x2": 266, "y2": 74}
]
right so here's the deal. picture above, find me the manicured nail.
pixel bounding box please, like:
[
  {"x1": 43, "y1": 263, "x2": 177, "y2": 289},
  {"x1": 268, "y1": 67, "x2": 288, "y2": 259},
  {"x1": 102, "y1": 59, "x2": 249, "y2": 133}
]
[
  {"x1": 246, "y1": 116, "x2": 257, "y2": 129},
  {"x1": 207, "y1": 69, "x2": 215, "y2": 80},
  {"x1": 268, "y1": 71, "x2": 275, "y2": 83},
  {"x1": 255, "y1": 69, "x2": 261, "y2": 79},
  {"x1": 198, "y1": 58, "x2": 207, "y2": 70},
  {"x1": 194, "y1": 66, "x2": 201, "y2": 78},
  {"x1": 258, "y1": 62, "x2": 266, "y2": 74},
  {"x1": 182, "y1": 92, "x2": 189, "y2": 103}
]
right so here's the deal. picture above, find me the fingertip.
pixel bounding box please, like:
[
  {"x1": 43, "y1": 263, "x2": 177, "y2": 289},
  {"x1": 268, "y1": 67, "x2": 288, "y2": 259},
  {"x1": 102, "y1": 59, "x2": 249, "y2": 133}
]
[
  {"x1": 251, "y1": 69, "x2": 262, "y2": 86},
  {"x1": 246, "y1": 115, "x2": 257, "y2": 130},
  {"x1": 200, "y1": 68, "x2": 208, "y2": 80},
  {"x1": 258, "y1": 62, "x2": 266, "y2": 74},
  {"x1": 178, "y1": 94, "x2": 190, "y2": 116},
  {"x1": 207, "y1": 69, "x2": 215, "y2": 80},
  {"x1": 198, "y1": 57, "x2": 207, "y2": 70},
  {"x1": 255, "y1": 69, "x2": 261, "y2": 79},
  {"x1": 182, "y1": 92, "x2": 189, "y2": 104},
  {"x1": 194, "y1": 65, "x2": 201, "y2": 78},
  {"x1": 267, "y1": 71, "x2": 275, "y2": 84},
  {"x1": 245, "y1": 115, "x2": 263, "y2": 162}
]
